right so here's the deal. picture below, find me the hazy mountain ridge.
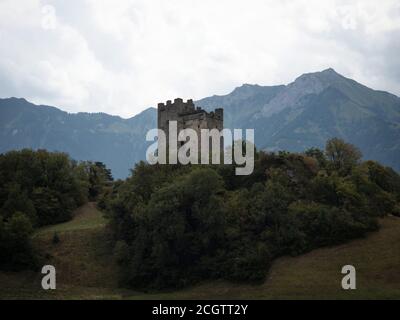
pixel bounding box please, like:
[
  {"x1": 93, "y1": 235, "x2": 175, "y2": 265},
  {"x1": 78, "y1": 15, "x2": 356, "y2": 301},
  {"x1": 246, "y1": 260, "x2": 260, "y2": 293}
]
[
  {"x1": 1, "y1": 68, "x2": 399, "y2": 177},
  {"x1": 0, "y1": 97, "x2": 156, "y2": 178},
  {"x1": 196, "y1": 68, "x2": 400, "y2": 172}
]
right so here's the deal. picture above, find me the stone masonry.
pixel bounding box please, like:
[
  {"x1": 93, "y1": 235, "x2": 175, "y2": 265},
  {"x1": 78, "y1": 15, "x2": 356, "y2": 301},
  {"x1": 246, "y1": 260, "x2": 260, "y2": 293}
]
[{"x1": 157, "y1": 98, "x2": 223, "y2": 152}]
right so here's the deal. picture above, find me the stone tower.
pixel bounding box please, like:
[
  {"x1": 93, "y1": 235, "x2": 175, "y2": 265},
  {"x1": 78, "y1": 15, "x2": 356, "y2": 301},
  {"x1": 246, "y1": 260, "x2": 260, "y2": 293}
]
[{"x1": 157, "y1": 98, "x2": 223, "y2": 151}]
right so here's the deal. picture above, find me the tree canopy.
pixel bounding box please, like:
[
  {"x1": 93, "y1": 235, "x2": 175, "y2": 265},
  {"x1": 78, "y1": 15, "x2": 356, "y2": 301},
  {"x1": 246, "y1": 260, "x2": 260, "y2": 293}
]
[
  {"x1": 0, "y1": 149, "x2": 112, "y2": 270},
  {"x1": 102, "y1": 139, "x2": 400, "y2": 289}
]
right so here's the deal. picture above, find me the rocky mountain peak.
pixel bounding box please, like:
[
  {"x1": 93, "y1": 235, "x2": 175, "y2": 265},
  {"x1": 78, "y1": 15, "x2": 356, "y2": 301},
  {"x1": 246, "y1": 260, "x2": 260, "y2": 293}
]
[{"x1": 258, "y1": 68, "x2": 348, "y2": 117}]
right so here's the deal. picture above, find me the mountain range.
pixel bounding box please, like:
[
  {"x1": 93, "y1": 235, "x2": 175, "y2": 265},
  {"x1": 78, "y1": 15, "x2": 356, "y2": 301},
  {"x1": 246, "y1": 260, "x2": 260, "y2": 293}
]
[{"x1": 1, "y1": 68, "x2": 399, "y2": 178}]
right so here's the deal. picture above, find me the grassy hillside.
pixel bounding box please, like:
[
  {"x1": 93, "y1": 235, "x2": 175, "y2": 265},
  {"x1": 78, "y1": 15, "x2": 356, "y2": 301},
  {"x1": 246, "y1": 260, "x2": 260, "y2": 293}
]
[{"x1": 0, "y1": 203, "x2": 399, "y2": 300}]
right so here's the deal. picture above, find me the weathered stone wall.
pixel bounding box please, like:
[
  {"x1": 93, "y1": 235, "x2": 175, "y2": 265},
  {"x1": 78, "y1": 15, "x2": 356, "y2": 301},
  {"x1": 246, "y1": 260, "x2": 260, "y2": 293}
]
[{"x1": 157, "y1": 98, "x2": 223, "y2": 153}]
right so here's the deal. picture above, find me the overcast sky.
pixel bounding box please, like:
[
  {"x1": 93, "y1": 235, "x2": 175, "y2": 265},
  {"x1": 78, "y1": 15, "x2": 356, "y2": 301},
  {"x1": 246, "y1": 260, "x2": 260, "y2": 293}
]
[{"x1": 0, "y1": 0, "x2": 399, "y2": 117}]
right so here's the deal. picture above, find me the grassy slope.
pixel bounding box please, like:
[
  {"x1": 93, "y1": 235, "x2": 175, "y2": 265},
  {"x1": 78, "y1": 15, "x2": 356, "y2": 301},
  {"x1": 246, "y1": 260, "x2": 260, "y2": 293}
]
[{"x1": 0, "y1": 203, "x2": 399, "y2": 300}]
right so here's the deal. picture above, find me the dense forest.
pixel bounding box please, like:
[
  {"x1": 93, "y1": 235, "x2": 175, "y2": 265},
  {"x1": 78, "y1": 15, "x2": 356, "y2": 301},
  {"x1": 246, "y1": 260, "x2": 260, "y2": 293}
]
[
  {"x1": 100, "y1": 138, "x2": 400, "y2": 289},
  {"x1": 1, "y1": 139, "x2": 400, "y2": 291},
  {"x1": 0, "y1": 149, "x2": 112, "y2": 270}
]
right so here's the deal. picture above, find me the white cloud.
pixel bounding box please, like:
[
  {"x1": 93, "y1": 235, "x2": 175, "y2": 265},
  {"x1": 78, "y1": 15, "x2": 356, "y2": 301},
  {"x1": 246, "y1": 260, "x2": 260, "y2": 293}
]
[{"x1": 0, "y1": 0, "x2": 399, "y2": 117}]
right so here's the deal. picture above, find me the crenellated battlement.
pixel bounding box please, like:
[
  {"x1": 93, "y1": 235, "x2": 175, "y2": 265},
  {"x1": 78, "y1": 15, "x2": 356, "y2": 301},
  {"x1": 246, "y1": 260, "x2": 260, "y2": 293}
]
[
  {"x1": 158, "y1": 98, "x2": 222, "y2": 120},
  {"x1": 158, "y1": 98, "x2": 195, "y2": 113}
]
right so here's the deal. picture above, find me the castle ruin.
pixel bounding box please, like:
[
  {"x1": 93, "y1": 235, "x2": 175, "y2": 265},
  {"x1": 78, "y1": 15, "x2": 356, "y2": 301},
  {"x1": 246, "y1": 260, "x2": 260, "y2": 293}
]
[{"x1": 157, "y1": 98, "x2": 223, "y2": 151}]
